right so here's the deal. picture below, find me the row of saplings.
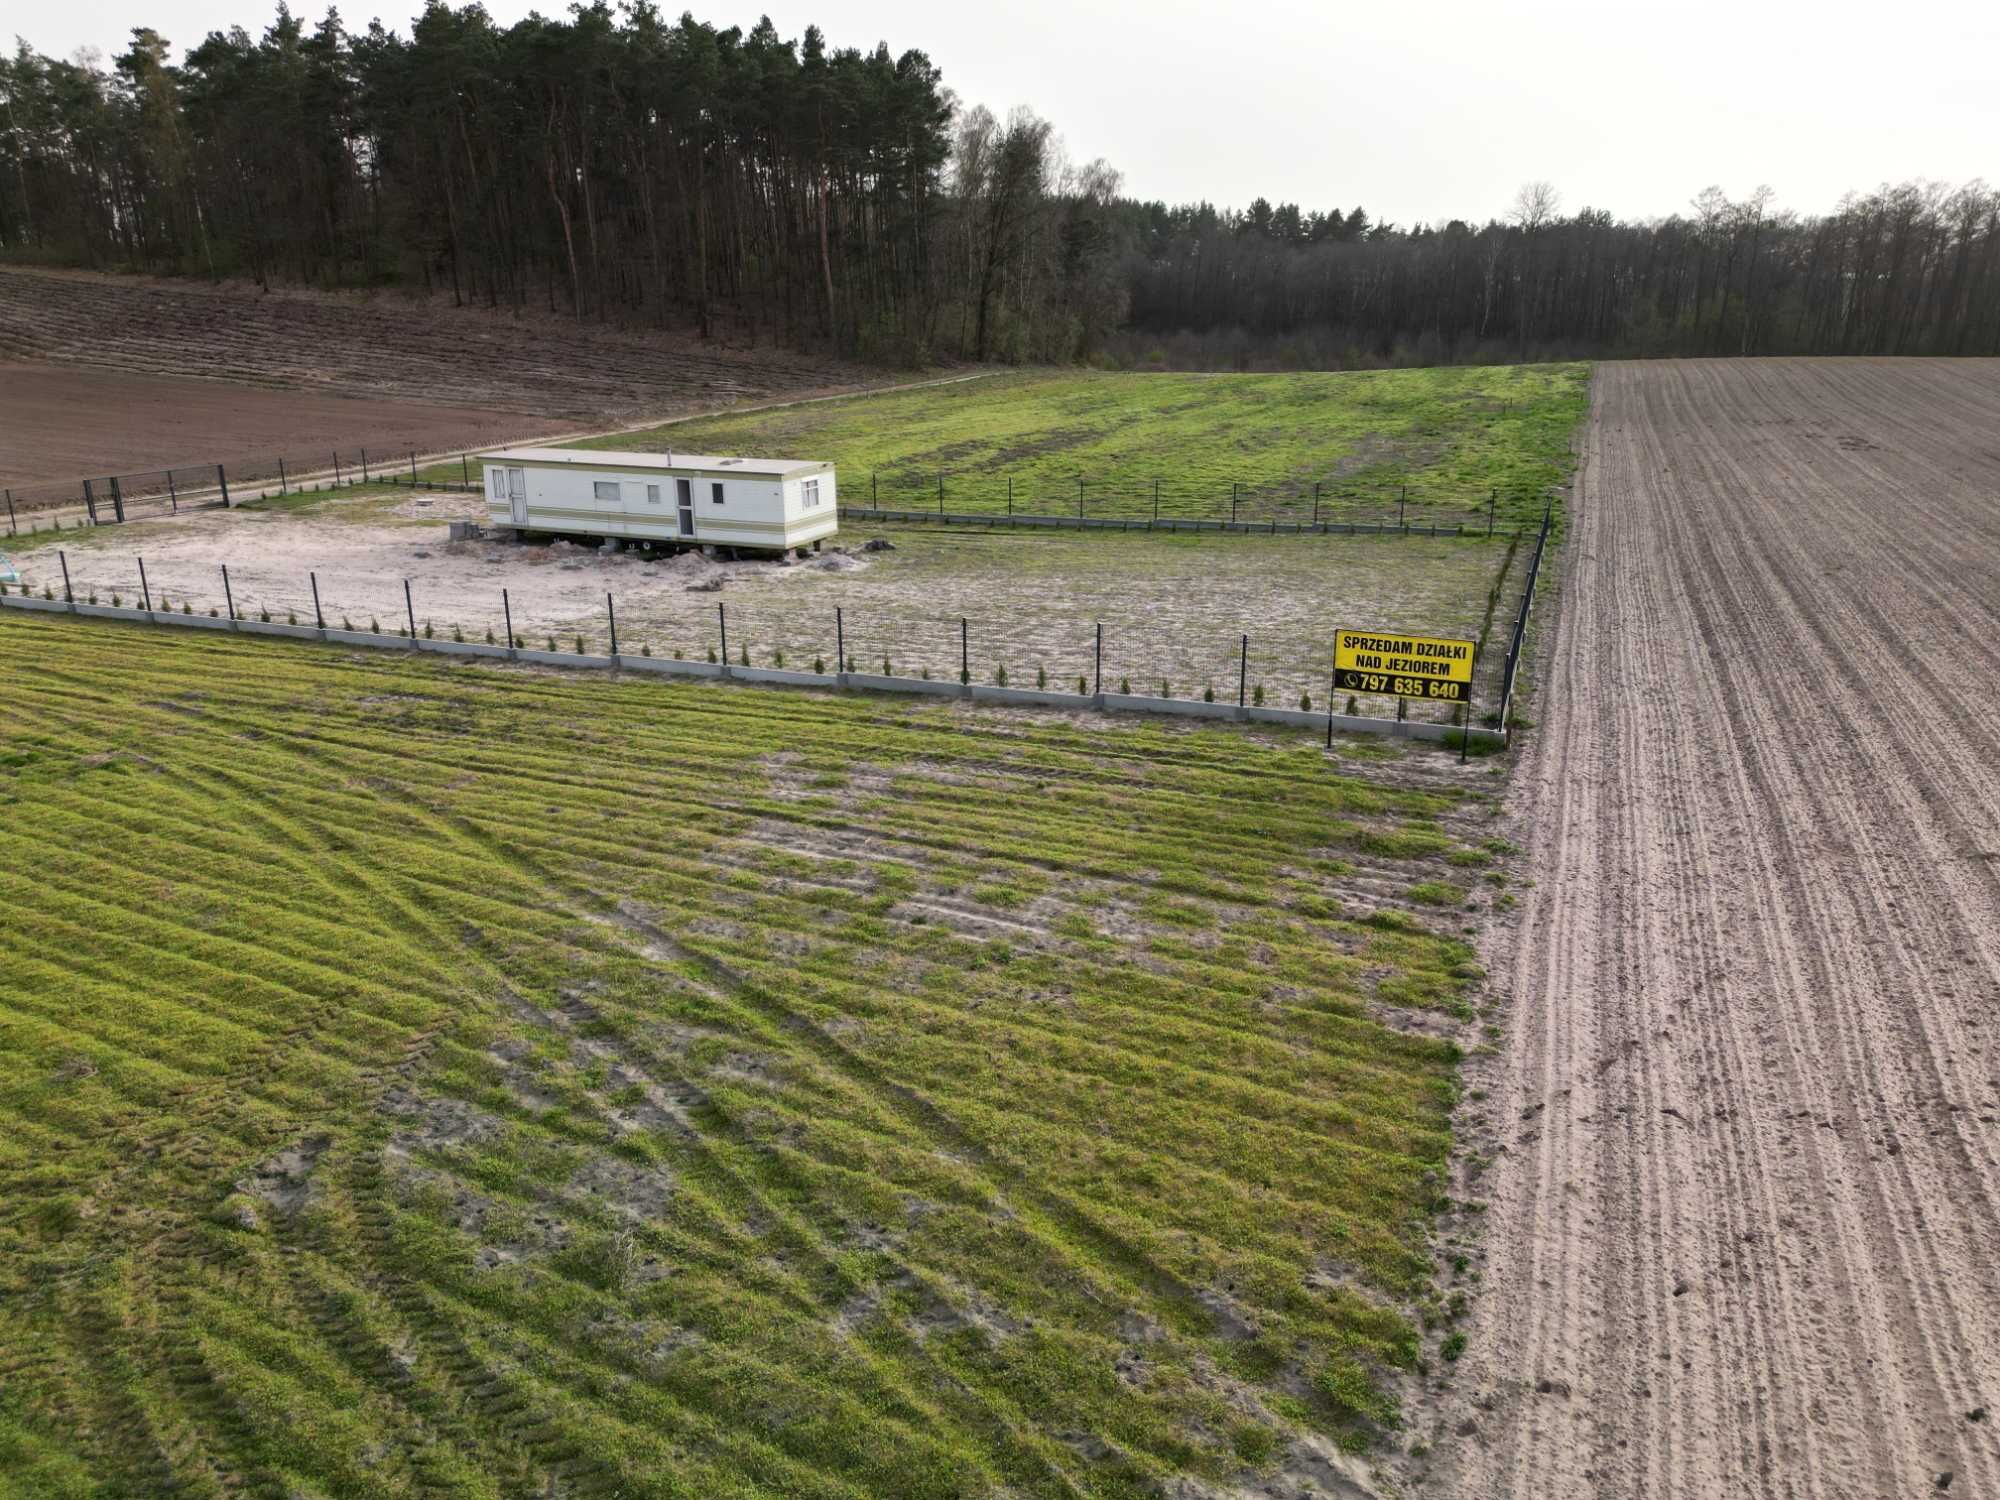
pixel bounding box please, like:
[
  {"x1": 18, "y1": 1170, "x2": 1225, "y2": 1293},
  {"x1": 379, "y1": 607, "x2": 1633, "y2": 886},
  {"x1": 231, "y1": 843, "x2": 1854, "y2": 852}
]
[{"x1": 4, "y1": 578, "x2": 1337, "y2": 708}]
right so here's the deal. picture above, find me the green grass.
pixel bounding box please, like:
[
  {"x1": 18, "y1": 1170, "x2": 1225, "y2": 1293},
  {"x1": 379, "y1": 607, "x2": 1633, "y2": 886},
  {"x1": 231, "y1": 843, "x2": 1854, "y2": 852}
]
[
  {"x1": 0, "y1": 611, "x2": 1505, "y2": 1497},
  {"x1": 561, "y1": 366, "x2": 1589, "y2": 527}
]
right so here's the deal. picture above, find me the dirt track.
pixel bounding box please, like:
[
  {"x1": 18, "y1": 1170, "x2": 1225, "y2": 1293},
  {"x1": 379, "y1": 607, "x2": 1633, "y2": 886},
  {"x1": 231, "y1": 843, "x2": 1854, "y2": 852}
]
[{"x1": 1428, "y1": 359, "x2": 2000, "y2": 1498}]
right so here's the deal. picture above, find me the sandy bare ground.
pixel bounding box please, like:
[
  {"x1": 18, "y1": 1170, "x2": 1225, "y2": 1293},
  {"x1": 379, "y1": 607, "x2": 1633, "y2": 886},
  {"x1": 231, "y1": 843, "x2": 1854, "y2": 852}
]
[
  {"x1": 1416, "y1": 359, "x2": 2000, "y2": 1498},
  {"x1": 12, "y1": 491, "x2": 1509, "y2": 716}
]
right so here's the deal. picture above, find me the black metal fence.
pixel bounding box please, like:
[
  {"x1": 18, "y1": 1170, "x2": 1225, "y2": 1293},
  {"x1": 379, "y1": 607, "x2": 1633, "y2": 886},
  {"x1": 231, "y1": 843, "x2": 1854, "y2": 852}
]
[
  {"x1": 5, "y1": 548, "x2": 1520, "y2": 733},
  {"x1": 1497, "y1": 504, "x2": 1555, "y2": 732},
  {"x1": 3, "y1": 447, "x2": 488, "y2": 534},
  {"x1": 8, "y1": 448, "x2": 1552, "y2": 547},
  {"x1": 849, "y1": 470, "x2": 1534, "y2": 534}
]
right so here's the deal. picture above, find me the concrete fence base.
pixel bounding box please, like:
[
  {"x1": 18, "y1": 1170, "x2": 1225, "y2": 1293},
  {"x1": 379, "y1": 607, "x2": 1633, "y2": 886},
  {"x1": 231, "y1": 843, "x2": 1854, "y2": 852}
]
[{"x1": 1, "y1": 593, "x2": 1506, "y2": 752}]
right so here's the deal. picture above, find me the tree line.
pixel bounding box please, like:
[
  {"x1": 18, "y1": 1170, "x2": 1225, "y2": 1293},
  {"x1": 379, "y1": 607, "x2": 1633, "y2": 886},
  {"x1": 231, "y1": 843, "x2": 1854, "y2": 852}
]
[
  {"x1": 1112, "y1": 180, "x2": 2000, "y2": 366},
  {"x1": 3, "y1": 7, "x2": 1996, "y2": 365},
  {"x1": 0, "y1": 4, "x2": 1125, "y2": 362}
]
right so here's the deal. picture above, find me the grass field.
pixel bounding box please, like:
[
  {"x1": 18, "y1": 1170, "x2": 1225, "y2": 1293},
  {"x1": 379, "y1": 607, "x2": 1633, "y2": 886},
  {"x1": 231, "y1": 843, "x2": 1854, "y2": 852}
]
[
  {"x1": 566, "y1": 365, "x2": 1590, "y2": 527},
  {"x1": 0, "y1": 611, "x2": 1506, "y2": 1497}
]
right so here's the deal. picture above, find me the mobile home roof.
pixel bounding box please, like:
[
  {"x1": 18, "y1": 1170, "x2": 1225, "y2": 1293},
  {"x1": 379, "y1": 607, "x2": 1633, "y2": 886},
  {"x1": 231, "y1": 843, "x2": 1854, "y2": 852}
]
[{"x1": 477, "y1": 447, "x2": 826, "y2": 477}]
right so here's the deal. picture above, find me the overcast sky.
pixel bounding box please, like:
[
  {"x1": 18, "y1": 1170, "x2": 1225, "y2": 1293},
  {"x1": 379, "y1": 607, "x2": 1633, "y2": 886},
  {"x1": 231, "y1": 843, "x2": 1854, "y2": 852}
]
[{"x1": 16, "y1": 0, "x2": 1997, "y2": 225}]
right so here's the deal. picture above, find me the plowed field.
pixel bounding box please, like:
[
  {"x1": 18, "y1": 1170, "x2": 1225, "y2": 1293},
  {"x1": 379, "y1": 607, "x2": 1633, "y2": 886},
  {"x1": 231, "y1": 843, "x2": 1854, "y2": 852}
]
[
  {"x1": 0, "y1": 364, "x2": 544, "y2": 492},
  {"x1": 1421, "y1": 359, "x2": 2000, "y2": 1499},
  {"x1": 0, "y1": 266, "x2": 873, "y2": 422}
]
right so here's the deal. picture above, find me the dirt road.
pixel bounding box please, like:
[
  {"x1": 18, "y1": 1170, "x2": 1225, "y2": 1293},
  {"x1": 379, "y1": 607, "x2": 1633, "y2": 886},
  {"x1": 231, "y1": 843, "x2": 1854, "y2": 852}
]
[{"x1": 1428, "y1": 359, "x2": 2000, "y2": 1498}]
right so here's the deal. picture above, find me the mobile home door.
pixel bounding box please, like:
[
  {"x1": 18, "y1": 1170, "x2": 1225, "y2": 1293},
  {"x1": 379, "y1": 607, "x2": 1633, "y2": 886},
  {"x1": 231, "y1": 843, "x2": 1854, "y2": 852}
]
[
  {"x1": 676, "y1": 478, "x2": 695, "y2": 538},
  {"x1": 506, "y1": 468, "x2": 528, "y2": 525}
]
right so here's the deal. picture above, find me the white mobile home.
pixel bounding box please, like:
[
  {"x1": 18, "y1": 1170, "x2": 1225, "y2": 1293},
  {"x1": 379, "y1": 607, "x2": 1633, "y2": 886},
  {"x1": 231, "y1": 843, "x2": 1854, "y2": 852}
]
[{"x1": 477, "y1": 447, "x2": 838, "y2": 554}]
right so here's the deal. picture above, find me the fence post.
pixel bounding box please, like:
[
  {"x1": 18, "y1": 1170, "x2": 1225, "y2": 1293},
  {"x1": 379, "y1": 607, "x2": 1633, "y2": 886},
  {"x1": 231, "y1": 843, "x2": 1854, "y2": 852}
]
[
  {"x1": 607, "y1": 592, "x2": 618, "y2": 659},
  {"x1": 4, "y1": 489, "x2": 14, "y2": 536},
  {"x1": 409, "y1": 451, "x2": 418, "y2": 483},
  {"x1": 222, "y1": 564, "x2": 235, "y2": 622},
  {"x1": 278, "y1": 457, "x2": 288, "y2": 496},
  {"x1": 1077, "y1": 475, "x2": 1084, "y2": 521},
  {"x1": 167, "y1": 470, "x2": 178, "y2": 513},
  {"x1": 217, "y1": 464, "x2": 230, "y2": 507},
  {"x1": 83, "y1": 479, "x2": 97, "y2": 525},
  {"x1": 333, "y1": 452, "x2": 343, "y2": 486},
  {"x1": 1488, "y1": 488, "x2": 1496, "y2": 537},
  {"x1": 871, "y1": 471, "x2": 877, "y2": 503},
  {"x1": 959, "y1": 616, "x2": 968, "y2": 688},
  {"x1": 138, "y1": 556, "x2": 152, "y2": 613},
  {"x1": 404, "y1": 578, "x2": 417, "y2": 640},
  {"x1": 503, "y1": 589, "x2": 516, "y2": 657},
  {"x1": 110, "y1": 476, "x2": 125, "y2": 523},
  {"x1": 462, "y1": 455, "x2": 471, "y2": 488},
  {"x1": 1231, "y1": 481, "x2": 1239, "y2": 526},
  {"x1": 1152, "y1": 478, "x2": 1160, "y2": 526},
  {"x1": 1460, "y1": 680, "x2": 1474, "y2": 765},
  {"x1": 360, "y1": 448, "x2": 370, "y2": 483},
  {"x1": 311, "y1": 572, "x2": 324, "y2": 631},
  {"x1": 718, "y1": 601, "x2": 728, "y2": 674},
  {"x1": 1313, "y1": 482, "x2": 1321, "y2": 529},
  {"x1": 1325, "y1": 666, "x2": 1337, "y2": 748},
  {"x1": 835, "y1": 606, "x2": 845, "y2": 678},
  {"x1": 1400, "y1": 485, "x2": 1407, "y2": 532},
  {"x1": 1094, "y1": 621, "x2": 1102, "y2": 700},
  {"x1": 1007, "y1": 475, "x2": 1013, "y2": 516},
  {"x1": 59, "y1": 550, "x2": 73, "y2": 605},
  {"x1": 1238, "y1": 634, "x2": 1248, "y2": 712},
  {"x1": 938, "y1": 472, "x2": 945, "y2": 515}
]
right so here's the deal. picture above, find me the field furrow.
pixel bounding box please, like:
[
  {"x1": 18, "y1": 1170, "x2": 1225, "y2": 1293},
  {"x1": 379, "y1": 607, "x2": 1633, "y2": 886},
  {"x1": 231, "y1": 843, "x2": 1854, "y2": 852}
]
[{"x1": 1420, "y1": 358, "x2": 2000, "y2": 1500}]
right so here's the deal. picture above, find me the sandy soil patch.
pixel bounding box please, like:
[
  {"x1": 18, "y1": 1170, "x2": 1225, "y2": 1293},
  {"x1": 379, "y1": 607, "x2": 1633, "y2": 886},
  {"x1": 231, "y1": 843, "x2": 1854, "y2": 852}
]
[
  {"x1": 1409, "y1": 358, "x2": 2000, "y2": 1499},
  {"x1": 16, "y1": 495, "x2": 1511, "y2": 719}
]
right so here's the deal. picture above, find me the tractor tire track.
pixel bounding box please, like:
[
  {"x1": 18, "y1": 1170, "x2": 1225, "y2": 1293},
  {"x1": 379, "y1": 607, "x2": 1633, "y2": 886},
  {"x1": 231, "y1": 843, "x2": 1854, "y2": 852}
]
[{"x1": 1425, "y1": 358, "x2": 2000, "y2": 1500}]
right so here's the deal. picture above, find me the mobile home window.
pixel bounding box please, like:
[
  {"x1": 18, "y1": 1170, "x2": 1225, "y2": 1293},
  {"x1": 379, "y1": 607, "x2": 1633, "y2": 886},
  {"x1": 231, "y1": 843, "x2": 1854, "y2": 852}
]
[
  {"x1": 711, "y1": 482, "x2": 725, "y2": 505},
  {"x1": 646, "y1": 484, "x2": 662, "y2": 505},
  {"x1": 488, "y1": 469, "x2": 505, "y2": 500},
  {"x1": 593, "y1": 480, "x2": 621, "y2": 504},
  {"x1": 801, "y1": 478, "x2": 821, "y2": 508}
]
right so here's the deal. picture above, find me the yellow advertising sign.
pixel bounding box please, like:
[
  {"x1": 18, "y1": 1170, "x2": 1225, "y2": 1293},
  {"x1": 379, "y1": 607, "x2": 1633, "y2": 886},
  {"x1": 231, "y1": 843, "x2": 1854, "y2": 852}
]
[{"x1": 1334, "y1": 627, "x2": 1477, "y2": 703}]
